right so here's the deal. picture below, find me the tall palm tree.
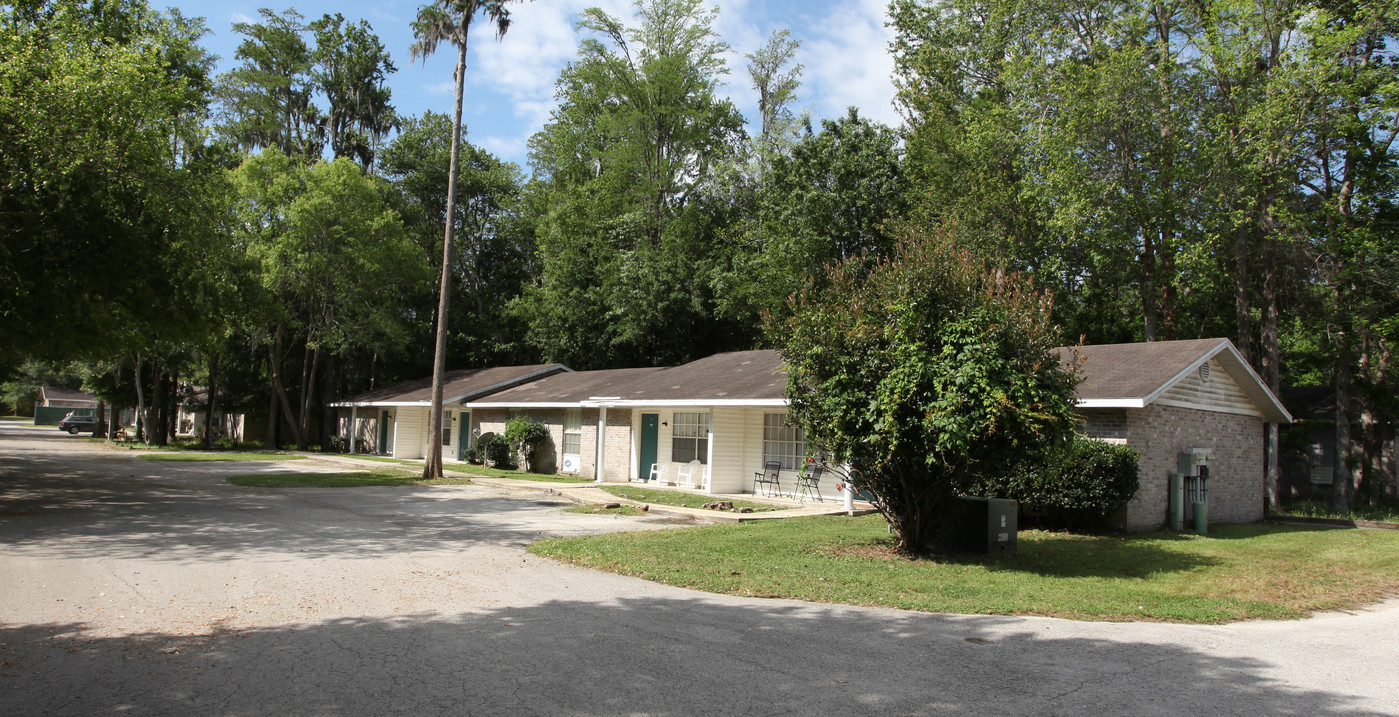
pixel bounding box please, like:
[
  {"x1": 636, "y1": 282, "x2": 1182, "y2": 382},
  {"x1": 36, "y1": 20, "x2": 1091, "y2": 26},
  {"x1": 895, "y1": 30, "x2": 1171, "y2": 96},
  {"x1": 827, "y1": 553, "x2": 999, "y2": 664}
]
[{"x1": 411, "y1": 0, "x2": 515, "y2": 479}]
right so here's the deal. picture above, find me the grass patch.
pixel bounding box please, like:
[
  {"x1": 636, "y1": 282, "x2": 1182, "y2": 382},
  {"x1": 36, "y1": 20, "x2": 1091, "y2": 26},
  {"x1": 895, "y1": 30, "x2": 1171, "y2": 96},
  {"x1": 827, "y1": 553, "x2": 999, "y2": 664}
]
[
  {"x1": 530, "y1": 515, "x2": 1399, "y2": 623},
  {"x1": 343, "y1": 454, "x2": 422, "y2": 466},
  {"x1": 91, "y1": 437, "x2": 268, "y2": 452},
  {"x1": 1273, "y1": 499, "x2": 1399, "y2": 524},
  {"x1": 598, "y1": 485, "x2": 787, "y2": 512},
  {"x1": 451, "y1": 464, "x2": 594, "y2": 483},
  {"x1": 227, "y1": 470, "x2": 474, "y2": 487},
  {"x1": 0, "y1": 415, "x2": 32, "y2": 421},
  {"x1": 140, "y1": 452, "x2": 305, "y2": 462},
  {"x1": 566, "y1": 504, "x2": 645, "y2": 516}
]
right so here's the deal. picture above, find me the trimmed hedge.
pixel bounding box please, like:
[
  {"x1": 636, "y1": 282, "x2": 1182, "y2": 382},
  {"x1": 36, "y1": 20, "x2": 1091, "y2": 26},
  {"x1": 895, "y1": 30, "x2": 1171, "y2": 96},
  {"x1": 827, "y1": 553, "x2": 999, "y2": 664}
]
[{"x1": 973, "y1": 436, "x2": 1140, "y2": 527}]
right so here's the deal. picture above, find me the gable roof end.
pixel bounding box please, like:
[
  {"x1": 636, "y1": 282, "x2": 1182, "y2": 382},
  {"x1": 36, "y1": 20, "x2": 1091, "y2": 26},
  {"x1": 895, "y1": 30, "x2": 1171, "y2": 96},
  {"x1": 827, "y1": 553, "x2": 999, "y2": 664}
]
[{"x1": 1056, "y1": 338, "x2": 1291, "y2": 423}]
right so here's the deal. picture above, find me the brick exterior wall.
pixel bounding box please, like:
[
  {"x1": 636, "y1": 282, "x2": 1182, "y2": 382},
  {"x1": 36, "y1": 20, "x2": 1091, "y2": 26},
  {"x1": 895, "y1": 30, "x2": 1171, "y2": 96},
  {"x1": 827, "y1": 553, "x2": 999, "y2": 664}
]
[
  {"x1": 1081, "y1": 409, "x2": 1129, "y2": 441},
  {"x1": 577, "y1": 408, "x2": 633, "y2": 481},
  {"x1": 1119, "y1": 404, "x2": 1265, "y2": 531}
]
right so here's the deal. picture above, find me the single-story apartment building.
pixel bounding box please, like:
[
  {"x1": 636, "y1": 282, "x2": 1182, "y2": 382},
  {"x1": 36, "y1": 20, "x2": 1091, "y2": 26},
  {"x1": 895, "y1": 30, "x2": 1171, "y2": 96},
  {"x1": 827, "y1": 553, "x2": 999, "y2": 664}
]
[
  {"x1": 35, "y1": 386, "x2": 99, "y2": 425},
  {"x1": 1062, "y1": 338, "x2": 1292, "y2": 531},
  {"x1": 336, "y1": 338, "x2": 1291, "y2": 530},
  {"x1": 330, "y1": 364, "x2": 570, "y2": 460}
]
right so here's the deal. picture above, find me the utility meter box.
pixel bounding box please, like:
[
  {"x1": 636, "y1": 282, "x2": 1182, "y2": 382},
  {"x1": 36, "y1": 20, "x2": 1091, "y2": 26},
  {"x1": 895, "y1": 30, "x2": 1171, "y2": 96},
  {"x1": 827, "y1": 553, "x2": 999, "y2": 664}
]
[
  {"x1": 939, "y1": 497, "x2": 1018, "y2": 556},
  {"x1": 1177, "y1": 447, "x2": 1213, "y2": 476}
]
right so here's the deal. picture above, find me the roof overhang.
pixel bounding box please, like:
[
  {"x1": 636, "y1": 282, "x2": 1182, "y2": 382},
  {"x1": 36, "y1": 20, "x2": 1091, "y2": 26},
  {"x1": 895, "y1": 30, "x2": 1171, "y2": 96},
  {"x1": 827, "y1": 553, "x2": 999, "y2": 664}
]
[
  {"x1": 330, "y1": 365, "x2": 571, "y2": 408},
  {"x1": 1075, "y1": 398, "x2": 1146, "y2": 409},
  {"x1": 467, "y1": 398, "x2": 790, "y2": 409},
  {"x1": 1076, "y1": 340, "x2": 1292, "y2": 423}
]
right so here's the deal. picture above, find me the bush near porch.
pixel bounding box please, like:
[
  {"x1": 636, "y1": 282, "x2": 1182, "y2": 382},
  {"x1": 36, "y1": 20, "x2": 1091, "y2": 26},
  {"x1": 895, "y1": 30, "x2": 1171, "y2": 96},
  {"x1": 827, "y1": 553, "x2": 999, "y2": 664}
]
[{"x1": 530, "y1": 515, "x2": 1399, "y2": 623}]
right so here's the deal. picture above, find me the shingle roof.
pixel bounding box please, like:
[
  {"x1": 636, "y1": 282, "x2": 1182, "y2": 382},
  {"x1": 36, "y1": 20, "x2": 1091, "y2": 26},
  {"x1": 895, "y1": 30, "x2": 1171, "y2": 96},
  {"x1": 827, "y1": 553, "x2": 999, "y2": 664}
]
[
  {"x1": 41, "y1": 386, "x2": 96, "y2": 404},
  {"x1": 473, "y1": 350, "x2": 788, "y2": 405},
  {"x1": 1055, "y1": 338, "x2": 1291, "y2": 422},
  {"x1": 1056, "y1": 338, "x2": 1230, "y2": 401},
  {"x1": 332, "y1": 364, "x2": 569, "y2": 406}
]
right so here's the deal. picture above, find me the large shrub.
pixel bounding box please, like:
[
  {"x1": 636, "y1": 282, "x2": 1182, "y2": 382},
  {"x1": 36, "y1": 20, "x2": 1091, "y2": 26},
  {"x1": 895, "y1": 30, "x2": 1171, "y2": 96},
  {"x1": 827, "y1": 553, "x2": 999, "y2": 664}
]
[
  {"x1": 768, "y1": 227, "x2": 1081, "y2": 553},
  {"x1": 502, "y1": 415, "x2": 550, "y2": 472},
  {"x1": 972, "y1": 436, "x2": 1140, "y2": 527}
]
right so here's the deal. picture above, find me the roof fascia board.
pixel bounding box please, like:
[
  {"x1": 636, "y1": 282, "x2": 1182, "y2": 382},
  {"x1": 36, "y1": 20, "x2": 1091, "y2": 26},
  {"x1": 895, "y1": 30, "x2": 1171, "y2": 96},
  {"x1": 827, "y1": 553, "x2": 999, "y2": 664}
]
[
  {"x1": 1075, "y1": 398, "x2": 1146, "y2": 409},
  {"x1": 468, "y1": 398, "x2": 790, "y2": 409},
  {"x1": 466, "y1": 401, "x2": 581, "y2": 409},
  {"x1": 329, "y1": 401, "x2": 432, "y2": 408},
  {"x1": 589, "y1": 399, "x2": 789, "y2": 408}
]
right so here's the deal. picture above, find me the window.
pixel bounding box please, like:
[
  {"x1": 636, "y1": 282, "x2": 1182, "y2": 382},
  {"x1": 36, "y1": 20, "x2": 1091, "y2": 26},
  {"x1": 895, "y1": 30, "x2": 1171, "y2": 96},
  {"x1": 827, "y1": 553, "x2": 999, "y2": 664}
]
[
  {"x1": 563, "y1": 408, "x2": 582, "y2": 456},
  {"x1": 442, "y1": 411, "x2": 453, "y2": 446},
  {"x1": 671, "y1": 412, "x2": 710, "y2": 464},
  {"x1": 763, "y1": 413, "x2": 807, "y2": 470}
]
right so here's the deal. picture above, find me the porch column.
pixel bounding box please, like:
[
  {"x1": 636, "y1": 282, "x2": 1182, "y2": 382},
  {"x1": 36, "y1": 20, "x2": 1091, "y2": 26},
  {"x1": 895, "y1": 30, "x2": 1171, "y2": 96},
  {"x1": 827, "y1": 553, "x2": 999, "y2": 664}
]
[
  {"x1": 349, "y1": 406, "x2": 357, "y2": 454},
  {"x1": 705, "y1": 409, "x2": 714, "y2": 494},
  {"x1": 595, "y1": 406, "x2": 608, "y2": 482}
]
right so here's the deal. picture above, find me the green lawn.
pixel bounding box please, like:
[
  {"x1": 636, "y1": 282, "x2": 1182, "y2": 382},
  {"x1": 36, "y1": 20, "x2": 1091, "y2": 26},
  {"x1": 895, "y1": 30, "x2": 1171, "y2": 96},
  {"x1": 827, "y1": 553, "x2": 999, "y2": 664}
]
[
  {"x1": 452, "y1": 464, "x2": 595, "y2": 483},
  {"x1": 0, "y1": 415, "x2": 31, "y2": 421},
  {"x1": 530, "y1": 515, "x2": 1399, "y2": 623},
  {"x1": 227, "y1": 470, "x2": 473, "y2": 487},
  {"x1": 344, "y1": 454, "x2": 422, "y2": 466},
  {"x1": 598, "y1": 485, "x2": 788, "y2": 512},
  {"x1": 140, "y1": 452, "x2": 305, "y2": 462},
  {"x1": 1273, "y1": 499, "x2": 1399, "y2": 524}
]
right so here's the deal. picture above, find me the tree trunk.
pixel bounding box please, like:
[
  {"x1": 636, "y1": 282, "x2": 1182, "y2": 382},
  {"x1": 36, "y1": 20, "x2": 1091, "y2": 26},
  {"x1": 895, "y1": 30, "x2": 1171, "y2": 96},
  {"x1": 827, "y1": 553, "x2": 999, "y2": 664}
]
[
  {"x1": 320, "y1": 352, "x2": 339, "y2": 452},
  {"x1": 204, "y1": 352, "x2": 220, "y2": 450},
  {"x1": 134, "y1": 354, "x2": 146, "y2": 443},
  {"x1": 1333, "y1": 325, "x2": 1354, "y2": 513},
  {"x1": 1141, "y1": 227, "x2": 1158, "y2": 342},
  {"x1": 151, "y1": 366, "x2": 167, "y2": 447},
  {"x1": 1234, "y1": 223, "x2": 1251, "y2": 363},
  {"x1": 1260, "y1": 231, "x2": 1282, "y2": 512},
  {"x1": 424, "y1": 37, "x2": 471, "y2": 481},
  {"x1": 95, "y1": 401, "x2": 107, "y2": 437},
  {"x1": 297, "y1": 345, "x2": 320, "y2": 451},
  {"x1": 270, "y1": 325, "x2": 301, "y2": 450}
]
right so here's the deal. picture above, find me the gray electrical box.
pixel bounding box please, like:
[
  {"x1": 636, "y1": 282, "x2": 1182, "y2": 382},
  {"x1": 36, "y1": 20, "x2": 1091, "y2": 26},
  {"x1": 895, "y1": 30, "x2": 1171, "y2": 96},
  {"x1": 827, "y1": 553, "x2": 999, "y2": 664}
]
[{"x1": 940, "y1": 497, "x2": 1018, "y2": 556}]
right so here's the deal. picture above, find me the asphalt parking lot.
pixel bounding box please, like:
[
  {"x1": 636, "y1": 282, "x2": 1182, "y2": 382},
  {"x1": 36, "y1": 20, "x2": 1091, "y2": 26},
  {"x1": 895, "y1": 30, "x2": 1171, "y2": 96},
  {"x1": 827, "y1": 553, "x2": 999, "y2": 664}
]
[{"x1": 2, "y1": 420, "x2": 1396, "y2": 716}]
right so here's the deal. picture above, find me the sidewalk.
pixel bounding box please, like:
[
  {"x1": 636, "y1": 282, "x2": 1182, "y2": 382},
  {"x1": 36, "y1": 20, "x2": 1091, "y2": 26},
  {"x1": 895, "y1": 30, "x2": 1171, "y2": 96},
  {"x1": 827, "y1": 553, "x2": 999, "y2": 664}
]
[{"x1": 301, "y1": 452, "x2": 875, "y2": 523}]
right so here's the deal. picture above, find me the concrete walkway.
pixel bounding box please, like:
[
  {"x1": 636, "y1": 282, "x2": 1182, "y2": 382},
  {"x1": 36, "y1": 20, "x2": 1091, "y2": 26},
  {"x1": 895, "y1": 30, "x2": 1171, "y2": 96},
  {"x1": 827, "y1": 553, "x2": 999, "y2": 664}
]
[{"x1": 302, "y1": 451, "x2": 874, "y2": 523}]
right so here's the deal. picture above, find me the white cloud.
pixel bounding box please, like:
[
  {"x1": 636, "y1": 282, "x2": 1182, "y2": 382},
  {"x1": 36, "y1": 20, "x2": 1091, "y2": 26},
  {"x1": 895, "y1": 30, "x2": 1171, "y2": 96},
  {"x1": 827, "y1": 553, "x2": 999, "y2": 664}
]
[
  {"x1": 479, "y1": 134, "x2": 528, "y2": 162},
  {"x1": 800, "y1": 0, "x2": 900, "y2": 128}
]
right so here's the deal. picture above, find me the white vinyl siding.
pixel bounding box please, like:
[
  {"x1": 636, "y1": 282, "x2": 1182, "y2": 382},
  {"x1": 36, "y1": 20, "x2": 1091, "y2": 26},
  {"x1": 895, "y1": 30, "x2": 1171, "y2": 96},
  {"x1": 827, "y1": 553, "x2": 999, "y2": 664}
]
[{"x1": 1155, "y1": 358, "x2": 1263, "y2": 417}]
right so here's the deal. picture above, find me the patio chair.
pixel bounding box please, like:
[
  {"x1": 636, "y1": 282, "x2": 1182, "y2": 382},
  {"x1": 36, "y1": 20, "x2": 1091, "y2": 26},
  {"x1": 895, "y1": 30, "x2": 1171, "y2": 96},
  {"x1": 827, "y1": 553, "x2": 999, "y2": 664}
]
[
  {"x1": 753, "y1": 460, "x2": 782, "y2": 497},
  {"x1": 646, "y1": 462, "x2": 670, "y2": 485},
  {"x1": 700, "y1": 464, "x2": 711, "y2": 492},
  {"x1": 677, "y1": 460, "x2": 702, "y2": 488},
  {"x1": 795, "y1": 463, "x2": 825, "y2": 503}
]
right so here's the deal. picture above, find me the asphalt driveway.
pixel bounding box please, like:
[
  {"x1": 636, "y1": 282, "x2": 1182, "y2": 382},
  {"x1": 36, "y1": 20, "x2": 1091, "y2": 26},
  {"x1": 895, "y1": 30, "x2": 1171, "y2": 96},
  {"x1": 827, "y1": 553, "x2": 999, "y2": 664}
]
[{"x1": 2, "y1": 420, "x2": 1395, "y2": 716}]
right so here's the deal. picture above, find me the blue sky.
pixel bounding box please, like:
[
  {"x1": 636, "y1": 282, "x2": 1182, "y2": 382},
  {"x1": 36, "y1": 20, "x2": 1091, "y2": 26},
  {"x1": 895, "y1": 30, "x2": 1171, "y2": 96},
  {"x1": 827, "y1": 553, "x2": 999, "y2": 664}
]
[{"x1": 164, "y1": 0, "x2": 901, "y2": 170}]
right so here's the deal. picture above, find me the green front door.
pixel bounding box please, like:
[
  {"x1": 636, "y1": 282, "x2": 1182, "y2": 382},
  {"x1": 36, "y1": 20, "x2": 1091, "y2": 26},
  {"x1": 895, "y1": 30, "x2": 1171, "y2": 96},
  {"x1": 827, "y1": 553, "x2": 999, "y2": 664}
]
[
  {"x1": 458, "y1": 411, "x2": 471, "y2": 461},
  {"x1": 639, "y1": 413, "x2": 659, "y2": 480},
  {"x1": 379, "y1": 410, "x2": 390, "y2": 455}
]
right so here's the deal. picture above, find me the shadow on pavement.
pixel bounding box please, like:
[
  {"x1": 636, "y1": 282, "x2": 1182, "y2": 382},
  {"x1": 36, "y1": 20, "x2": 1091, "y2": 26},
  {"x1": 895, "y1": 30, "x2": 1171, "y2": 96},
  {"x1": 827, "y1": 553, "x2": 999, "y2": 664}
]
[
  {"x1": 0, "y1": 596, "x2": 1381, "y2": 717},
  {"x1": 1, "y1": 450, "x2": 657, "y2": 562}
]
